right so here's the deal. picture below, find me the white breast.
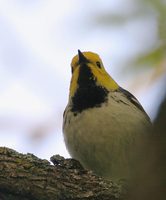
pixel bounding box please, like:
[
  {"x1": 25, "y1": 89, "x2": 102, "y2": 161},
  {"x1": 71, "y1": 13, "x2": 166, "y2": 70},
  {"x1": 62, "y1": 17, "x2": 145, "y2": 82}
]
[{"x1": 63, "y1": 91, "x2": 151, "y2": 180}]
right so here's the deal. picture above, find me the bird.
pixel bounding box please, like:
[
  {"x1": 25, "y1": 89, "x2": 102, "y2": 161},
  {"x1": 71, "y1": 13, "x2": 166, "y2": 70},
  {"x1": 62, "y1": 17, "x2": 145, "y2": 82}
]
[{"x1": 63, "y1": 50, "x2": 152, "y2": 181}]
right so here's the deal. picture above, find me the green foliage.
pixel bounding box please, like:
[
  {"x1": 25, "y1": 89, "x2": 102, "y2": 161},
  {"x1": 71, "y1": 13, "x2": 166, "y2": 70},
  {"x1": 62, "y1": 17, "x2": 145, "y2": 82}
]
[
  {"x1": 138, "y1": 0, "x2": 166, "y2": 68},
  {"x1": 135, "y1": 46, "x2": 165, "y2": 68}
]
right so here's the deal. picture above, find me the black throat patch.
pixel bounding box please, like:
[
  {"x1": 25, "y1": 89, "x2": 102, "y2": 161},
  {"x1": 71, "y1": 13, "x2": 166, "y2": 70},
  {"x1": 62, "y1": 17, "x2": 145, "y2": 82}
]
[{"x1": 71, "y1": 64, "x2": 108, "y2": 113}]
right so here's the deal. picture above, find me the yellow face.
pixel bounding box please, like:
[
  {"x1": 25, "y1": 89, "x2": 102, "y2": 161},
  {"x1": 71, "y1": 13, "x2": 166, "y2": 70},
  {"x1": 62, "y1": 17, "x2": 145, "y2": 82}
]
[
  {"x1": 71, "y1": 51, "x2": 104, "y2": 73},
  {"x1": 69, "y1": 51, "x2": 119, "y2": 98}
]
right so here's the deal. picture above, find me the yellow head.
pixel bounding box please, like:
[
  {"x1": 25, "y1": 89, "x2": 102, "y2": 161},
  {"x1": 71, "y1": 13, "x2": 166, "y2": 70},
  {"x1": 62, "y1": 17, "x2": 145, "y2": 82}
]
[{"x1": 69, "y1": 50, "x2": 119, "y2": 98}]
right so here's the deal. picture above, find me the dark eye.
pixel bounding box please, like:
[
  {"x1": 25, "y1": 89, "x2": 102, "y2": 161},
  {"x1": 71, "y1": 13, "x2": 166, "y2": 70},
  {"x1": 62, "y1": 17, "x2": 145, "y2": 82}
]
[{"x1": 96, "y1": 61, "x2": 101, "y2": 68}]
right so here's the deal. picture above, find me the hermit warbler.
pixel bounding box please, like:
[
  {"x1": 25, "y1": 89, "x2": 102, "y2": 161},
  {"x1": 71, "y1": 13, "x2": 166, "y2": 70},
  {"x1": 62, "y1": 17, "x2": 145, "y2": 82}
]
[{"x1": 63, "y1": 50, "x2": 152, "y2": 180}]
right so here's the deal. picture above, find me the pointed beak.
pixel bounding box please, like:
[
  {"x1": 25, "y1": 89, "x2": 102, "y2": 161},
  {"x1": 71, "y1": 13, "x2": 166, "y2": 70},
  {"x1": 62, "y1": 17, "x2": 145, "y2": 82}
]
[{"x1": 78, "y1": 50, "x2": 88, "y2": 64}]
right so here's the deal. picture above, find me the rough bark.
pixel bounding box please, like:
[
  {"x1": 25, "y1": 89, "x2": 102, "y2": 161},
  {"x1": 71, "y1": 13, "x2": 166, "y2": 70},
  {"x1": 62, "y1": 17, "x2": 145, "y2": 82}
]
[{"x1": 0, "y1": 147, "x2": 125, "y2": 200}]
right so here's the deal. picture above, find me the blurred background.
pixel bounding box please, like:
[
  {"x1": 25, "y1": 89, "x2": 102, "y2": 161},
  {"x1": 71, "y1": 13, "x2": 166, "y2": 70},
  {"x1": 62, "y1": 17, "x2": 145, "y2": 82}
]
[{"x1": 0, "y1": 0, "x2": 165, "y2": 159}]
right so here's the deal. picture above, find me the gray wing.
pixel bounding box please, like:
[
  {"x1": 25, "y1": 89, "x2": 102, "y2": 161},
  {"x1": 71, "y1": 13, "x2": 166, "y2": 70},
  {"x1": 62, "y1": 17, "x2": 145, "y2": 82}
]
[{"x1": 118, "y1": 87, "x2": 151, "y2": 122}]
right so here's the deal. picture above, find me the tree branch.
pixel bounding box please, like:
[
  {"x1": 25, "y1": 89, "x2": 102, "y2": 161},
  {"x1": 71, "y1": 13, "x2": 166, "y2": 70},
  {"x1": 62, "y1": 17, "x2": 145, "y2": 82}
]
[{"x1": 0, "y1": 147, "x2": 125, "y2": 200}]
